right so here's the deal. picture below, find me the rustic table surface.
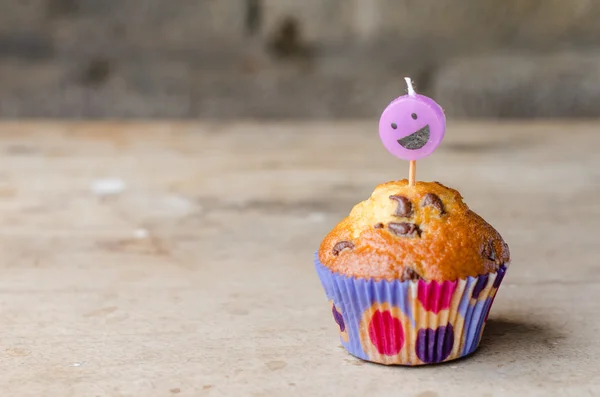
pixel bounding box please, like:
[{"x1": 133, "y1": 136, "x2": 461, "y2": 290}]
[{"x1": 0, "y1": 121, "x2": 597, "y2": 396}]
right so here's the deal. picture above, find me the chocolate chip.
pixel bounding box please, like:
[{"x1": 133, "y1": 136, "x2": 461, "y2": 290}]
[
  {"x1": 374, "y1": 222, "x2": 384, "y2": 229},
  {"x1": 482, "y1": 241, "x2": 498, "y2": 263},
  {"x1": 421, "y1": 193, "x2": 445, "y2": 215},
  {"x1": 402, "y1": 267, "x2": 422, "y2": 281},
  {"x1": 332, "y1": 241, "x2": 355, "y2": 256},
  {"x1": 502, "y1": 241, "x2": 510, "y2": 260},
  {"x1": 389, "y1": 195, "x2": 413, "y2": 217},
  {"x1": 388, "y1": 222, "x2": 421, "y2": 237}
]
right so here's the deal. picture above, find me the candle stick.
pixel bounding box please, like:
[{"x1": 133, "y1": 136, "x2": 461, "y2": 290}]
[
  {"x1": 378, "y1": 77, "x2": 446, "y2": 187},
  {"x1": 408, "y1": 160, "x2": 416, "y2": 186},
  {"x1": 405, "y1": 76, "x2": 416, "y2": 96},
  {"x1": 405, "y1": 77, "x2": 417, "y2": 186}
]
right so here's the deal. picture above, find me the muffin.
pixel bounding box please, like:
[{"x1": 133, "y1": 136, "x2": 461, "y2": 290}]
[{"x1": 315, "y1": 179, "x2": 510, "y2": 365}]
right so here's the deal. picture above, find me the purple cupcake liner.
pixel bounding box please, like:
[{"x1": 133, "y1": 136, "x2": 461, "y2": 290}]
[{"x1": 315, "y1": 252, "x2": 507, "y2": 366}]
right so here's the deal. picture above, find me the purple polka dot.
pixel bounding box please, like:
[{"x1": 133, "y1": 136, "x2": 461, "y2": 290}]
[
  {"x1": 471, "y1": 274, "x2": 489, "y2": 299},
  {"x1": 493, "y1": 265, "x2": 507, "y2": 289},
  {"x1": 416, "y1": 324, "x2": 455, "y2": 363},
  {"x1": 332, "y1": 303, "x2": 345, "y2": 332}
]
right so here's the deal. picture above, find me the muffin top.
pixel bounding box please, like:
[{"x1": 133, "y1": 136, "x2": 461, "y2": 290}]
[{"x1": 318, "y1": 180, "x2": 510, "y2": 282}]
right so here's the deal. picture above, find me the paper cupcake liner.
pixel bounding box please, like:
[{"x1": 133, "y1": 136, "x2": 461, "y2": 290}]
[{"x1": 314, "y1": 252, "x2": 507, "y2": 366}]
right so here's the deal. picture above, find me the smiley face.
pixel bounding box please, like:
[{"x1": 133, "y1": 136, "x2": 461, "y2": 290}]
[{"x1": 379, "y1": 94, "x2": 446, "y2": 161}]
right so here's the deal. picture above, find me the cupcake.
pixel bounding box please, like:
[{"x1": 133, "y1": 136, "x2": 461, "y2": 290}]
[{"x1": 315, "y1": 179, "x2": 510, "y2": 365}]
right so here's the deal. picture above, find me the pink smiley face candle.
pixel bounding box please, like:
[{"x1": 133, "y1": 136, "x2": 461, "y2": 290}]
[{"x1": 379, "y1": 78, "x2": 446, "y2": 161}]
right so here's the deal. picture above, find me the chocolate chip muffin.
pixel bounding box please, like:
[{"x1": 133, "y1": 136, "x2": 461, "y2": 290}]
[
  {"x1": 318, "y1": 179, "x2": 510, "y2": 282},
  {"x1": 314, "y1": 179, "x2": 511, "y2": 365}
]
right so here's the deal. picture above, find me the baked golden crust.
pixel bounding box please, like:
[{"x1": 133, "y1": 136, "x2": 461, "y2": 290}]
[{"x1": 318, "y1": 180, "x2": 510, "y2": 282}]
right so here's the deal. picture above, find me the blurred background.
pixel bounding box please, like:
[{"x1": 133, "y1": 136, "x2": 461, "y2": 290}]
[{"x1": 2, "y1": 0, "x2": 600, "y2": 119}]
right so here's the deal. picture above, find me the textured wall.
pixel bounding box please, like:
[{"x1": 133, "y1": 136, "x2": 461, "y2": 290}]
[{"x1": 1, "y1": 0, "x2": 600, "y2": 118}]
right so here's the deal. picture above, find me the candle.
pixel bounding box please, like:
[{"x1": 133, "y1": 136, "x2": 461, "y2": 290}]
[{"x1": 378, "y1": 78, "x2": 446, "y2": 185}]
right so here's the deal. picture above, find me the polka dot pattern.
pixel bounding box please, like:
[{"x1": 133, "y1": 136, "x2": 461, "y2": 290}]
[
  {"x1": 314, "y1": 253, "x2": 509, "y2": 366},
  {"x1": 408, "y1": 279, "x2": 466, "y2": 364},
  {"x1": 369, "y1": 310, "x2": 405, "y2": 355},
  {"x1": 329, "y1": 300, "x2": 349, "y2": 343},
  {"x1": 359, "y1": 302, "x2": 414, "y2": 364},
  {"x1": 332, "y1": 304, "x2": 346, "y2": 332},
  {"x1": 417, "y1": 279, "x2": 458, "y2": 313},
  {"x1": 471, "y1": 275, "x2": 489, "y2": 299},
  {"x1": 460, "y1": 265, "x2": 507, "y2": 356},
  {"x1": 493, "y1": 265, "x2": 507, "y2": 289},
  {"x1": 416, "y1": 324, "x2": 455, "y2": 363}
]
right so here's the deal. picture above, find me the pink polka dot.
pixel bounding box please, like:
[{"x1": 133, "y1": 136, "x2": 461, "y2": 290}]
[
  {"x1": 417, "y1": 280, "x2": 458, "y2": 314},
  {"x1": 368, "y1": 310, "x2": 405, "y2": 356}
]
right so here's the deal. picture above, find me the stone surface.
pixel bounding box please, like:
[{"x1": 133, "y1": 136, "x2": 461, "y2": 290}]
[{"x1": 0, "y1": 121, "x2": 597, "y2": 396}]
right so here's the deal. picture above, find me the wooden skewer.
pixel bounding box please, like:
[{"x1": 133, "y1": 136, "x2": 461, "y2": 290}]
[{"x1": 408, "y1": 160, "x2": 416, "y2": 186}]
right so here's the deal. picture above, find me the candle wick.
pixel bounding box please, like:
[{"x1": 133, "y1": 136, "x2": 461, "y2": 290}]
[{"x1": 404, "y1": 77, "x2": 416, "y2": 96}]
